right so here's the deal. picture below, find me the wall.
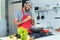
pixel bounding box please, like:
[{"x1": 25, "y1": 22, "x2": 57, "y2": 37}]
[
  {"x1": 0, "y1": 0, "x2": 7, "y2": 37},
  {"x1": 31, "y1": 0, "x2": 60, "y2": 29},
  {"x1": 0, "y1": 0, "x2": 1, "y2": 20},
  {"x1": 1, "y1": 0, "x2": 5, "y2": 19}
]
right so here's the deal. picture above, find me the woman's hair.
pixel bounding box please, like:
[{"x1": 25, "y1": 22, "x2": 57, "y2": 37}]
[{"x1": 24, "y1": 2, "x2": 32, "y2": 8}]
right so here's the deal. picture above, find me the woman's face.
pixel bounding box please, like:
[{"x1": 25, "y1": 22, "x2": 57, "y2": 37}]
[{"x1": 25, "y1": 4, "x2": 31, "y2": 11}]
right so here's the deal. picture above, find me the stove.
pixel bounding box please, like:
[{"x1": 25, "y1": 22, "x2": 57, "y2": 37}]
[{"x1": 29, "y1": 31, "x2": 53, "y2": 39}]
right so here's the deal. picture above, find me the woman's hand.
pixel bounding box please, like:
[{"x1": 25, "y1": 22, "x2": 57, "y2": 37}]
[{"x1": 31, "y1": 17, "x2": 35, "y2": 26}]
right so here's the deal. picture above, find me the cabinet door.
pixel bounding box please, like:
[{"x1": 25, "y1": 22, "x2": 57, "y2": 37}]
[{"x1": 8, "y1": 0, "x2": 22, "y2": 34}]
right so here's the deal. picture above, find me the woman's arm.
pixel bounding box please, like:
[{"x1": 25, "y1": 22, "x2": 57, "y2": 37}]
[{"x1": 14, "y1": 16, "x2": 32, "y2": 26}]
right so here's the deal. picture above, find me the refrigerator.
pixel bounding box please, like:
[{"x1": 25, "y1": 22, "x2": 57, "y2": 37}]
[{"x1": 8, "y1": 0, "x2": 22, "y2": 34}]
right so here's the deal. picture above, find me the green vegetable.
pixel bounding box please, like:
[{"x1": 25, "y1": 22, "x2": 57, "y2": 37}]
[{"x1": 18, "y1": 27, "x2": 28, "y2": 40}]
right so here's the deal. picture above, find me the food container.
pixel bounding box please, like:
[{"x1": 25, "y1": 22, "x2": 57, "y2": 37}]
[{"x1": 42, "y1": 29, "x2": 49, "y2": 33}]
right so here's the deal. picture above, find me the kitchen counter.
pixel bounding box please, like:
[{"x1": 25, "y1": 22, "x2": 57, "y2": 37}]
[
  {"x1": 0, "y1": 32, "x2": 60, "y2": 40},
  {"x1": 35, "y1": 31, "x2": 60, "y2": 40},
  {"x1": 0, "y1": 34, "x2": 60, "y2": 40},
  {"x1": 35, "y1": 33, "x2": 60, "y2": 40}
]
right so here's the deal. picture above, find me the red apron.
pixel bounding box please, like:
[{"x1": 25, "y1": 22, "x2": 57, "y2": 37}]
[{"x1": 18, "y1": 10, "x2": 32, "y2": 33}]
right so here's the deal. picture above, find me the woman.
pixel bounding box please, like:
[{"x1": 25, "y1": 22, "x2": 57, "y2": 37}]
[{"x1": 14, "y1": 2, "x2": 34, "y2": 33}]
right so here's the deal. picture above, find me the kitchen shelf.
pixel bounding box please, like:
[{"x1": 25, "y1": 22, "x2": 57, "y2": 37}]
[{"x1": 35, "y1": 7, "x2": 60, "y2": 13}]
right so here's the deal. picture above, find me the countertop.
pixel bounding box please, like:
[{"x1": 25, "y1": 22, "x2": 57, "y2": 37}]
[
  {"x1": 35, "y1": 33, "x2": 60, "y2": 40},
  {"x1": 0, "y1": 31, "x2": 60, "y2": 40},
  {"x1": 35, "y1": 30, "x2": 60, "y2": 40}
]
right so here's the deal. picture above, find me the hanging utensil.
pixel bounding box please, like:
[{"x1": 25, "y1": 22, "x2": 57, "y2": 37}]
[
  {"x1": 37, "y1": 11, "x2": 40, "y2": 20},
  {"x1": 41, "y1": 11, "x2": 45, "y2": 19},
  {"x1": 53, "y1": 3, "x2": 59, "y2": 14},
  {"x1": 53, "y1": 6, "x2": 57, "y2": 14},
  {"x1": 45, "y1": 4, "x2": 49, "y2": 14}
]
